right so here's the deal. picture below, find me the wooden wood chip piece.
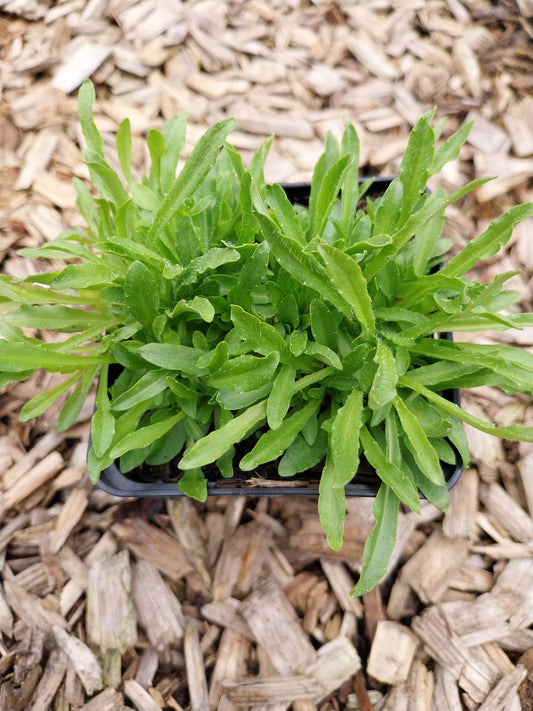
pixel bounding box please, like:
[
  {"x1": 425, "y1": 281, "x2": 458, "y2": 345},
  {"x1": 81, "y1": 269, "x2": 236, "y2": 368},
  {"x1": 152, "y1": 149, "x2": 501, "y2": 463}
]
[
  {"x1": 241, "y1": 578, "x2": 317, "y2": 674},
  {"x1": 86, "y1": 549, "x2": 137, "y2": 653},
  {"x1": 53, "y1": 625, "x2": 103, "y2": 696},
  {"x1": 367, "y1": 620, "x2": 419, "y2": 685},
  {"x1": 124, "y1": 679, "x2": 163, "y2": 711},
  {"x1": 184, "y1": 618, "x2": 209, "y2": 711},
  {"x1": 131, "y1": 560, "x2": 184, "y2": 649},
  {"x1": 222, "y1": 636, "x2": 360, "y2": 706}
]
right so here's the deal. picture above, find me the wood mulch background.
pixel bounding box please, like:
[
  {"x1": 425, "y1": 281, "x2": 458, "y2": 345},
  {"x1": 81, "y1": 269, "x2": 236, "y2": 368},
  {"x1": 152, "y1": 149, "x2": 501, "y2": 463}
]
[{"x1": 1, "y1": 1, "x2": 533, "y2": 709}]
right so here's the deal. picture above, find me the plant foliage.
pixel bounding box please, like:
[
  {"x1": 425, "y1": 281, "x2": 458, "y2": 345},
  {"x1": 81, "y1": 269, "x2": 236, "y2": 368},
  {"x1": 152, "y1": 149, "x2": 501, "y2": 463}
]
[{"x1": 2, "y1": 81, "x2": 533, "y2": 594}]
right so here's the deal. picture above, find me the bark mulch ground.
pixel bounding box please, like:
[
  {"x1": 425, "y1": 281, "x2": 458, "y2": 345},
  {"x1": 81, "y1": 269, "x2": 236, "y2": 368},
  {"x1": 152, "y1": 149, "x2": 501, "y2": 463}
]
[{"x1": 1, "y1": 1, "x2": 533, "y2": 709}]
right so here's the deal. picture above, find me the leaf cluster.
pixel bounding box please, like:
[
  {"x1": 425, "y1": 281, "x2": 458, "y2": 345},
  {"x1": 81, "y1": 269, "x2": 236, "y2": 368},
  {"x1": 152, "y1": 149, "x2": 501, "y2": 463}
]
[{"x1": 2, "y1": 82, "x2": 533, "y2": 595}]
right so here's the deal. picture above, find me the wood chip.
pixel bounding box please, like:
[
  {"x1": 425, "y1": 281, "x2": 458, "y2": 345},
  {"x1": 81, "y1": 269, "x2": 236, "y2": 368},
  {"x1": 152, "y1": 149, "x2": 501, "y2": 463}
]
[
  {"x1": 52, "y1": 625, "x2": 103, "y2": 696},
  {"x1": 131, "y1": 559, "x2": 184, "y2": 649},
  {"x1": 51, "y1": 39, "x2": 112, "y2": 93},
  {"x1": 367, "y1": 621, "x2": 419, "y2": 685},
  {"x1": 184, "y1": 619, "x2": 209, "y2": 711},
  {"x1": 240, "y1": 578, "x2": 317, "y2": 674},
  {"x1": 124, "y1": 679, "x2": 163, "y2": 711}
]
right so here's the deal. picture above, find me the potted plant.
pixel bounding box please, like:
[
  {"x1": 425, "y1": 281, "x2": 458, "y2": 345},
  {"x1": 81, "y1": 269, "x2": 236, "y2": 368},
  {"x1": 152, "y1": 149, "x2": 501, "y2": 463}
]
[{"x1": 1, "y1": 80, "x2": 533, "y2": 595}]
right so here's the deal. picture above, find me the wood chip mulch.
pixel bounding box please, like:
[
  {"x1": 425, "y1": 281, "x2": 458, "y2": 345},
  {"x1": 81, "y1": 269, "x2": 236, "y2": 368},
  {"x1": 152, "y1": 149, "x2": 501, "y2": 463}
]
[{"x1": 1, "y1": 1, "x2": 533, "y2": 709}]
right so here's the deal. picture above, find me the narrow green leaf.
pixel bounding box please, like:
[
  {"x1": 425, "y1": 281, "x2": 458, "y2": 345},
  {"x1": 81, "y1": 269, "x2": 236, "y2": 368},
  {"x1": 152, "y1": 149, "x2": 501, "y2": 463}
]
[
  {"x1": 86, "y1": 158, "x2": 130, "y2": 208},
  {"x1": 147, "y1": 118, "x2": 235, "y2": 243},
  {"x1": 78, "y1": 80, "x2": 104, "y2": 158},
  {"x1": 318, "y1": 453, "x2": 346, "y2": 550},
  {"x1": 110, "y1": 412, "x2": 185, "y2": 459},
  {"x1": 0, "y1": 341, "x2": 109, "y2": 373},
  {"x1": 368, "y1": 342, "x2": 398, "y2": 410},
  {"x1": 147, "y1": 128, "x2": 165, "y2": 187},
  {"x1": 124, "y1": 261, "x2": 160, "y2": 331},
  {"x1": 19, "y1": 372, "x2": 81, "y2": 422},
  {"x1": 360, "y1": 426, "x2": 420, "y2": 513},
  {"x1": 330, "y1": 388, "x2": 364, "y2": 486},
  {"x1": 160, "y1": 114, "x2": 187, "y2": 192},
  {"x1": 112, "y1": 371, "x2": 169, "y2": 411},
  {"x1": 339, "y1": 120, "x2": 360, "y2": 235},
  {"x1": 240, "y1": 399, "x2": 319, "y2": 471},
  {"x1": 279, "y1": 430, "x2": 327, "y2": 477},
  {"x1": 3, "y1": 305, "x2": 108, "y2": 332},
  {"x1": 400, "y1": 375, "x2": 533, "y2": 442},
  {"x1": 116, "y1": 118, "x2": 132, "y2": 184},
  {"x1": 265, "y1": 183, "x2": 306, "y2": 246},
  {"x1": 309, "y1": 154, "x2": 353, "y2": 239},
  {"x1": 138, "y1": 343, "x2": 206, "y2": 376},
  {"x1": 57, "y1": 367, "x2": 99, "y2": 431},
  {"x1": 178, "y1": 468, "x2": 207, "y2": 501},
  {"x1": 179, "y1": 400, "x2": 267, "y2": 468},
  {"x1": 317, "y1": 243, "x2": 375, "y2": 332},
  {"x1": 398, "y1": 108, "x2": 435, "y2": 221},
  {"x1": 431, "y1": 120, "x2": 473, "y2": 176},
  {"x1": 207, "y1": 352, "x2": 280, "y2": 392},
  {"x1": 441, "y1": 203, "x2": 533, "y2": 277},
  {"x1": 51, "y1": 263, "x2": 113, "y2": 290},
  {"x1": 392, "y1": 395, "x2": 443, "y2": 486},
  {"x1": 267, "y1": 364, "x2": 296, "y2": 429},
  {"x1": 230, "y1": 304, "x2": 288, "y2": 356},
  {"x1": 92, "y1": 365, "x2": 115, "y2": 458},
  {"x1": 350, "y1": 484, "x2": 400, "y2": 597},
  {"x1": 305, "y1": 341, "x2": 342, "y2": 370},
  {"x1": 256, "y1": 213, "x2": 351, "y2": 319}
]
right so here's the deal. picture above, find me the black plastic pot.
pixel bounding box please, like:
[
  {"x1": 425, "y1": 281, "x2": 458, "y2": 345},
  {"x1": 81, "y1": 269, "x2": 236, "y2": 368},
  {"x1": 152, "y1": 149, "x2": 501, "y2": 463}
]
[{"x1": 94, "y1": 179, "x2": 464, "y2": 499}]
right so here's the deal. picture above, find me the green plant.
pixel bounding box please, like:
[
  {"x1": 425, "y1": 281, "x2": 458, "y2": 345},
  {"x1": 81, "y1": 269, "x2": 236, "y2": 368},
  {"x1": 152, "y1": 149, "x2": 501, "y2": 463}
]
[{"x1": 2, "y1": 80, "x2": 533, "y2": 595}]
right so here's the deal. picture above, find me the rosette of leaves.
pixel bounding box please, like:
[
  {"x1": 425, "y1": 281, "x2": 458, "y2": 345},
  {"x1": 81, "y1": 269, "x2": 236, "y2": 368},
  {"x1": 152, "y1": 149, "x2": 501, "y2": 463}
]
[{"x1": 2, "y1": 80, "x2": 533, "y2": 595}]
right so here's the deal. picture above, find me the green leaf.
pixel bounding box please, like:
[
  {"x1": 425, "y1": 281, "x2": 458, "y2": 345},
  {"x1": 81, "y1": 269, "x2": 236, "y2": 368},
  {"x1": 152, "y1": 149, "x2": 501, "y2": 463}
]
[
  {"x1": 116, "y1": 118, "x2": 133, "y2": 184},
  {"x1": 19, "y1": 372, "x2": 82, "y2": 421},
  {"x1": 368, "y1": 342, "x2": 398, "y2": 410},
  {"x1": 110, "y1": 411, "x2": 185, "y2": 459},
  {"x1": 441, "y1": 203, "x2": 533, "y2": 277},
  {"x1": 317, "y1": 243, "x2": 375, "y2": 333},
  {"x1": 3, "y1": 305, "x2": 109, "y2": 332},
  {"x1": 172, "y1": 296, "x2": 215, "y2": 323},
  {"x1": 392, "y1": 395, "x2": 443, "y2": 486},
  {"x1": 350, "y1": 484, "x2": 400, "y2": 597},
  {"x1": 279, "y1": 430, "x2": 327, "y2": 477},
  {"x1": 267, "y1": 364, "x2": 296, "y2": 429},
  {"x1": 360, "y1": 426, "x2": 420, "y2": 513},
  {"x1": 400, "y1": 375, "x2": 533, "y2": 442},
  {"x1": 339, "y1": 120, "x2": 360, "y2": 235},
  {"x1": 78, "y1": 80, "x2": 104, "y2": 158},
  {"x1": 160, "y1": 114, "x2": 187, "y2": 192},
  {"x1": 256, "y1": 213, "x2": 351, "y2": 319},
  {"x1": 138, "y1": 343, "x2": 206, "y2": 376},
  {"x1": 318, "y1": 453, "x2": 346, "y2": 550},
  {"x1": 92, "y1": 365, "x2": 115, "y2": 458},
  {"x1": 240, "y1": 398, "x2": 319, "y2": 471},
  {"x1": 112, "y1": 371, "x2": 169, "y2": 411},
  {"x1": 305, "y1": 341, "x2": 342, "y2": 370},
  {"x1": 51, "y1": 263, "x2": 113, "y2": 290},
  {"x1": 398, "y1": 108, "x2": 435, "y2": 221},
  {"x1": 85, "y1": 158, "x2": 130, "y2": 208},
  {"x1": 147, "y1": 118, "x2": 236, "y2": 243},
  {"x1": 309, "y1": 154, "x2": 353, "y2": 239},
  {"x1": 147, "y1": 128, "x2": 165, "y2": 187},
  {"x1": 179, "y1": 400, "x2": 267, "y2": 468},
  {"x1": 431, "y1": 120, "x2": 473, "y2": 176},
  {"x1": 265, "y1": 183, "x2": 306, "y2": 246},
  {"x1": 310, "y1": 300, "x2": 338, "y2": 350},
  {"x1": 0, "y1": 341, "x2": 109, "y2": 373},
  {"x1": 230, "y1": 304, "x2": 288, "y2": 357},
  {"x1": 178, "y1": 468, "x2": 207, "y2": 501},
  {"x1": 330, "y1": 388, "x2": 364, "y2": 486},
  {"x1": 207, "y1": 352, "x2": 280, "y2": 392},
  {"x1": 124, "y1": 261, "x2": 160, "y2": 331},
  {"x1": 57, "y1": 367, "x2": 99, "y2": 431}
]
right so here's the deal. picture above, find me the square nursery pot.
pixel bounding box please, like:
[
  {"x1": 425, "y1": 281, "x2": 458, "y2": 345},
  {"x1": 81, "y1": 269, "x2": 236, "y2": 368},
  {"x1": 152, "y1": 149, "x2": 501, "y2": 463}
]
[{"x1": 93, "y1": 179, "x2": 464, "y2": 499}]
